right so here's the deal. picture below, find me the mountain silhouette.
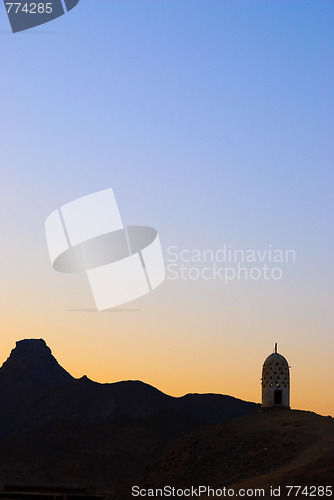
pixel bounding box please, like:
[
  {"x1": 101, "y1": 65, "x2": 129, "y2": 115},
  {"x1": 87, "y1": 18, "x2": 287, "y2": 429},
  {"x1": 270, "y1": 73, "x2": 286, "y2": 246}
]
[
  {"x1": 0, "y1": 339, "x2": 74, "y2": 438},
  {"x1": 0, "y1": 339, "x2": 73, "y2": 388},
  {"x1": 0, "y1": 339, "x2": 258, "y2": 431},
  {"x1": 0, "y1": 338, "x2": 258, "y2": 491},
  {"x1": 1, "y1": 339, "x2": 331, "y2": 498}
]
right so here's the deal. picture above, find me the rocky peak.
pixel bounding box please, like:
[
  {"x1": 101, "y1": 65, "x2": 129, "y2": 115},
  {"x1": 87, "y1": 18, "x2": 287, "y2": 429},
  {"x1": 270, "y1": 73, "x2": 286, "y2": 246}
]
[
  {"x1": 0, "y1": 338, "x2": 73, "y2": 388},
  {"x1": 13, "y1": 338, "x2": 51, "y2": 356}
]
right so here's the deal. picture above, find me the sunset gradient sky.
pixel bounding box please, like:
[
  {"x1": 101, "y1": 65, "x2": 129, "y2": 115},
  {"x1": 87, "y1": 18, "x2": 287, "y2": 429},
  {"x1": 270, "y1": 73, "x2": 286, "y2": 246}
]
[{"x1": 0, "y1": 1, "x2": 333, "y2": 416}]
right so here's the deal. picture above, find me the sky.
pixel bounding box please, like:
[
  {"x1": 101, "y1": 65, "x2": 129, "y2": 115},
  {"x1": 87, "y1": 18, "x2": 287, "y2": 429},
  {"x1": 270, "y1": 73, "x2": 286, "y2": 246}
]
[{"x1": 0, "y1": 0, "x2": 333, "y2": 416}]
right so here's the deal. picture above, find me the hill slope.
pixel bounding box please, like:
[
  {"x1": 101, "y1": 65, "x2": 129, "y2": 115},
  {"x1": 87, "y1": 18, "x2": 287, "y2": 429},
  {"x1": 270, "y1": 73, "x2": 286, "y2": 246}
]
[{"x1": 141, "y1": 409, "x2": 334, "y2": 499}]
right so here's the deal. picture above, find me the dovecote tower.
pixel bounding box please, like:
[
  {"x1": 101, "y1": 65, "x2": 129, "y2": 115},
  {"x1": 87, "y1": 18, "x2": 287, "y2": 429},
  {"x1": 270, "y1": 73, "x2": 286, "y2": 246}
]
[{"x1": 262, "y1": 344, "x2": 290, "y2": 408}]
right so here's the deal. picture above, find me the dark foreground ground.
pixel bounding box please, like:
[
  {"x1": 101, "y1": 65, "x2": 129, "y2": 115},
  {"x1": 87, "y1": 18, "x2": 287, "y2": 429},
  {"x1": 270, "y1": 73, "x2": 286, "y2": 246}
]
[{"x1": 0, "y1": 340, "x2": 332, "y2": 498}]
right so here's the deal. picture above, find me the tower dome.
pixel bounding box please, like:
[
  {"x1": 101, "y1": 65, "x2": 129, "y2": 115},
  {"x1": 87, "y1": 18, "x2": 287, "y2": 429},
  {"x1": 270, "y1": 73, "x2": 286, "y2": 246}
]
[{"x1": 261, "y1": 343, "x2": 290, "y2": 408}]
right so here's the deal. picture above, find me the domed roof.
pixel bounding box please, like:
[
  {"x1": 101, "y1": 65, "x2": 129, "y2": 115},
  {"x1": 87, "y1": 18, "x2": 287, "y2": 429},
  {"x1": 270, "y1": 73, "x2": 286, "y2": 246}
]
[
  {"x1": 263, "y1": 343, "x2": 289, "y2": 367},
  {"x1": 263, "y1": 351, "x2": 289, "y2": 367}
]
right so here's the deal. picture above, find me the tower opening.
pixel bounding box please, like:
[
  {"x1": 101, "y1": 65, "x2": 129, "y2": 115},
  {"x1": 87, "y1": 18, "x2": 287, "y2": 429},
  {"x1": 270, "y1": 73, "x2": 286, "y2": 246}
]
[{"x1": 274, "y1": 390, "x2": 282, "y2": 405}]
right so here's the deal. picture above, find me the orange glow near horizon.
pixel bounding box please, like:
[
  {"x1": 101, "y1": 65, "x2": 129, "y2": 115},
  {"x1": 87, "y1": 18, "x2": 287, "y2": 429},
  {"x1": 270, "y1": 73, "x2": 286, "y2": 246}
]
[
  {"x1": 1, "y1": 0, "x2": 333, "y2": 430},
  {"x1": 1, "y1": 287, "x2": 333, "y2": 418}
]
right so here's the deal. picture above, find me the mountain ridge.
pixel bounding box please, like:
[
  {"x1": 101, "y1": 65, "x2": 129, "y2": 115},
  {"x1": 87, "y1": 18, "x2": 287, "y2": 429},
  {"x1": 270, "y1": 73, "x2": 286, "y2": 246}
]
[
  {"x1": 0, "y1": 338, "x2": 259, "y2": 493},
  {"x1": 0, "y1": 338, "x2": 259, "y2": 440},
  {"x1": 0, "y1": 339, "x2": 331, "y2": 498}
]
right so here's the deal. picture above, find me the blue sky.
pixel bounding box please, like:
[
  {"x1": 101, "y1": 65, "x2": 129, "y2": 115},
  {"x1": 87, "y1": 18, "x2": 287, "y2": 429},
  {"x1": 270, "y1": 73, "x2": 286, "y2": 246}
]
[{"x1": 0, "y1": 1, "x2": 333, "y2": 414}]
